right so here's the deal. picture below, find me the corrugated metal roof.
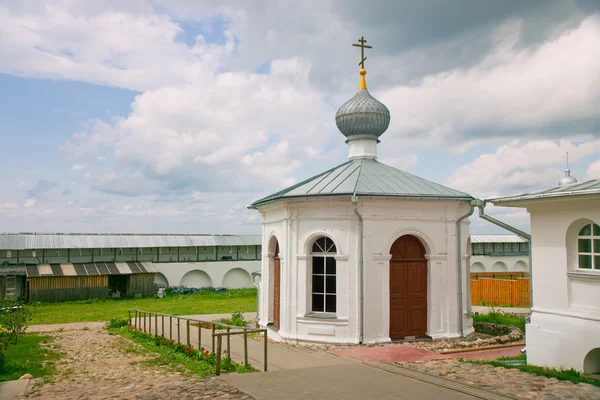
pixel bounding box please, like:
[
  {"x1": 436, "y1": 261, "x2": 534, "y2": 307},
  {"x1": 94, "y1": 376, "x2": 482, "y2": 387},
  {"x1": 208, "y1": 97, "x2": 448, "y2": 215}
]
[
  {"x1": 470, "y1": 235, "x2": 528, "y2": 243},
  {"x1": 249, "y1": 158, "x2": 472, "y2": 208},
  {"x1": 0, "y1": 234, "x2": 261, "y2": 250},
  {"x1": 490, "y1": 179, "x2": 600, "y2": 204},
  {"x1": 24, "y1": 261, "x2": 158, "y2": 277}
]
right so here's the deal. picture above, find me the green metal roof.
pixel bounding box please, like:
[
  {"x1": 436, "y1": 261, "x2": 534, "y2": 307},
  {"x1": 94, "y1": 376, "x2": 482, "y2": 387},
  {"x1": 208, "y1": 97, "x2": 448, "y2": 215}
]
[
  {"x1": 249, "y1": 158, "x2": 472, "y2": 208},
  {"x1": 490, "y1": 178, "x2": 600, "y2": 204}
]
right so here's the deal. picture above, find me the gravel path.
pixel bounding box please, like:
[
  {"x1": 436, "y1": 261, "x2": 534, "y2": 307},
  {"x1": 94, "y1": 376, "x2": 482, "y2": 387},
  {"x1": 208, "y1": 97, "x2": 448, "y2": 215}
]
[
  {"x1": 401, "y1": 359, "x2": 600, "y2": 399},
  {"x1": 18, "y1": 325, "x2": 253, "y2": 400}
]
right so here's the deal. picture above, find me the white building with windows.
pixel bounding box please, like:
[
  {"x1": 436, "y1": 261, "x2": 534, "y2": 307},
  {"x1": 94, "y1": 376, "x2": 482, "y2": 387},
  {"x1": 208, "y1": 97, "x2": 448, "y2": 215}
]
[
  {"x1": 249, "y1": 60, "x2": 475, "y2": 344},
  {"x1": 491, "y1": 179, "x2": 600, "y2": 375},
  {"x1": 0, "y1": 233, "x2": 262, "y2": 301},
  {"x1": 470, "y1": 235, "x2": 529, "y2": 273}
]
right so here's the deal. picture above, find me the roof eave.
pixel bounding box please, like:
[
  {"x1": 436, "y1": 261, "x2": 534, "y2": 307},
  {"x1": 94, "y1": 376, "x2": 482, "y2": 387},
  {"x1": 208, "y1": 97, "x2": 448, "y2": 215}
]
[{"x1": 249, "y1": 192, "x2": 473, "y2": 209}]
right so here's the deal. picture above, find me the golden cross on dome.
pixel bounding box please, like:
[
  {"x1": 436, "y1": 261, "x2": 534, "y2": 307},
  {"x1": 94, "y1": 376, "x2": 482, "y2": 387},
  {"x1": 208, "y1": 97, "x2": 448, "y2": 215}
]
[{"x1": 352, "y1": 36, "x2": 372, "y2": 69}]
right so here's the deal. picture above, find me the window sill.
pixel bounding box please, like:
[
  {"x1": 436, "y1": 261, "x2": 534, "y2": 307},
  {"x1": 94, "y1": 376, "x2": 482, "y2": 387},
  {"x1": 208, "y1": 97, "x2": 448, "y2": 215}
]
[
  {"x1": 568, "y1": 271, "x2": 600, "y2": 282},
  {"x1": 303, "y1": 312, "x2": 337, "y2": 320}
]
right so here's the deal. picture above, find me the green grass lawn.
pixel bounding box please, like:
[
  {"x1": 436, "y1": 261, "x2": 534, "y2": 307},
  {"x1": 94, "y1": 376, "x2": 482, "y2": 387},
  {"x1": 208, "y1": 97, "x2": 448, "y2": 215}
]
[
  {"x1": 29, "y1": 288, "x2": 257, "y2": 325},
  {"x1": 0, "y1": 334, "x2": 61, "y2": 382},
  {"x1": 108, "y1": 324, "x2": 256, "y2": 376},
  {"x1": 472, "y1": 310, "x2": 526, "y2": 332}
]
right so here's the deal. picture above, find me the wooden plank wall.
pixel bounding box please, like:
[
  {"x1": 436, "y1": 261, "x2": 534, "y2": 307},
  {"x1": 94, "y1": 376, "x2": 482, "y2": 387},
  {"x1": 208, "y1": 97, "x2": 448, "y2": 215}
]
[
  {"x1": 471, "y1": 278, "x2": 530, "y2": 307},
  {"x1": 28, "y1": 276, "x2": 108, "y2": 303},
  {"x1": 127, "y1": 274, "x2": 155, "y2": 298}
]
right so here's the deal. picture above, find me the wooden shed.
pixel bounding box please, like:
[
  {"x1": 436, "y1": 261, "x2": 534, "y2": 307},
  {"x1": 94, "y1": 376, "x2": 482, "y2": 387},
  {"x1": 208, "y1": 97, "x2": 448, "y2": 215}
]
[{"x1": 25, "y1": 261, "x2": 157, "y2": 303}]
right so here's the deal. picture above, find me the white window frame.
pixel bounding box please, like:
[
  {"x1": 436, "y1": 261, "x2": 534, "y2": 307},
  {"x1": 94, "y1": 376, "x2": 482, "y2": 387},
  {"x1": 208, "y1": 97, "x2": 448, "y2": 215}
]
[
  {"x1": 309, "y1": 237, "x2": 337, "y2": 315},
  {"x1": 577, "y1": 223, "x2": 600, "y2": 270}
]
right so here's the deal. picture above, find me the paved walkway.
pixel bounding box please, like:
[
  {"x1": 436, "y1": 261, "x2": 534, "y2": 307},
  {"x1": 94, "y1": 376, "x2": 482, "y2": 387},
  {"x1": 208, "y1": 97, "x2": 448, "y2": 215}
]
[
  {"x1": 134, "y1": 313, "x2": 351, "y2": 371},
  {"x1": 223, "y1": 364, "x2": 483, "y2": 400}
]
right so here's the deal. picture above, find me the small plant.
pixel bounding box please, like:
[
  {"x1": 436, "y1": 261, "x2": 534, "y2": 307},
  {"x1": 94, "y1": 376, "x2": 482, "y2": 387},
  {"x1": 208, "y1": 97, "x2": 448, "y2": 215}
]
[
  {"x1": 106, "y1": 317, "x2": 130, "y2": 329},
  {"x1": 214, "y1": 309, "x2": 247, "y2": 327}
]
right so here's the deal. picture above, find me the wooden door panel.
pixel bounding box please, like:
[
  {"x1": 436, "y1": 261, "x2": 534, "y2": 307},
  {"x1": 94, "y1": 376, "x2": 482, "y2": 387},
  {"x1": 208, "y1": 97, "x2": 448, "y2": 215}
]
[
  {"x1": 273, "y1": 257, "x2": 280, "y2": 329},
  {"x1": 390, "y1": 235, "x2": 427, "y2": 339}
]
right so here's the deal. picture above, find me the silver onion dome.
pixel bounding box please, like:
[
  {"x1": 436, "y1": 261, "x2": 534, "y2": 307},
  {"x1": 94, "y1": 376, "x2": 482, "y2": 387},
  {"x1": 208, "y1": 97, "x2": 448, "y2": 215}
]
[
  {"x1": 558, "y1": 169, "x2": 578, "y2": 186},
  {"x1": 335, "y1": 70, "x2": 390, "y2": 142}
]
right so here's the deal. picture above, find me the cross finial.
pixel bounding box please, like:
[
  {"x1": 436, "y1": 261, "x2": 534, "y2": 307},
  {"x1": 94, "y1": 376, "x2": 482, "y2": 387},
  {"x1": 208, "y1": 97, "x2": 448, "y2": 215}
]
[{"x1": 352, "y1": 36, "x2": 372, "y2": 69}]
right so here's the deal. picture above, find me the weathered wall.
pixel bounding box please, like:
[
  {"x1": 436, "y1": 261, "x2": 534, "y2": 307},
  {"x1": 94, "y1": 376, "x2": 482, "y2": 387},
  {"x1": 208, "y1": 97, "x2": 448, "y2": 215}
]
[
  {"x1": 127, "y1": 274, "x2": 156, "y2": 297},
  {"x1": 28, "y1": 275, "x2": 108, "y2": 303}
]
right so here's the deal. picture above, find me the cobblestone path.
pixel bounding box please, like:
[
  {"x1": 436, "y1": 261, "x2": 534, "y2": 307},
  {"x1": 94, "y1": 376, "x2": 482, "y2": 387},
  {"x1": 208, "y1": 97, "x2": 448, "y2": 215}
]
[
  {"x1": 18, "y1": 325, "x2": 253, "y2": 400},
  {"x1": 400, "y1": 359, "x2": 600, "y2": 399}
]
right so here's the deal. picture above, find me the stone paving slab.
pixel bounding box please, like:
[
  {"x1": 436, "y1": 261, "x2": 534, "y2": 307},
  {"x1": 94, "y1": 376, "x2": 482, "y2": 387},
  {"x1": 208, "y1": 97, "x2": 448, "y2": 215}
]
[
  {"x1": 222, "y1": 363, "x2": 481, "y2": 400},
  {"x1": 331, "y1": 343, "x2": 524, "y2": 363},
  {"x1": 332, "y1": 344, "x2": 453, "y2": 362},
  {"x1": 452, "y1": 346, "x2": 523, "y2": 361},
  {"x1": 0, "y1": 379, "x2": 29, "y2": 400}
]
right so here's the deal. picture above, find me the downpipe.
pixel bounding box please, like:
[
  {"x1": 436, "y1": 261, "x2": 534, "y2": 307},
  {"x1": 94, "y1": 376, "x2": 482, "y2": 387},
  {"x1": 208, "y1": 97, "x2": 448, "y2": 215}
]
[
  {"x1": 251, "y1": 271, "x2": 261, "y2": 323},
  {"x1": 473, "y1": 199, "x2": 532, "y2": 307},
  {"x1": 351, "y1": 195, "x2": 364, "y2": 344},
  {"x1": 457, "y1": 201, "x2": 475, "y2": 338}
]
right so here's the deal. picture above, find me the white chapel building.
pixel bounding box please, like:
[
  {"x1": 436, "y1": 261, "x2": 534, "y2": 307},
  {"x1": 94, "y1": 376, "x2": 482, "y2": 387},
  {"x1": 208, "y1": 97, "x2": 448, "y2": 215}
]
[{"x1": 249, "y1": 44, "x2": 475, "y2": 344}]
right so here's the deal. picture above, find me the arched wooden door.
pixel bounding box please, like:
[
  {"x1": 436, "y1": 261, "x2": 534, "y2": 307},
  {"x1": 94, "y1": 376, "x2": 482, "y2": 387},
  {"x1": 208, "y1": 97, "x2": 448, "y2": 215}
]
[
  {"x1": 389, "y1": 235, "x2": 427, "y2": 339},
  {"x1": 273, "y1": 242, "x2": 281, "y2": 329}
]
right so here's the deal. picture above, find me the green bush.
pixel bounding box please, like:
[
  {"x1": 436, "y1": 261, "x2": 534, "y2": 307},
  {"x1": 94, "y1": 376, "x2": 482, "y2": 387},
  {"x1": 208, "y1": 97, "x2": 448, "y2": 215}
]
[
  {"x1": 473, "y1": 321, "x2": 511, "y2": 336},
  {"x1": 0, "y1": 300, "x2": 33, "y2": 346},
  {"x1": 106, "y1": 317, "x2": 130, "y2": 329},
  {"x1": 472, "y1": 309, "x2": 526, "y2": 332},
  {"x1": 214, "y1": 309, "x2": 247, "y2": 327}
]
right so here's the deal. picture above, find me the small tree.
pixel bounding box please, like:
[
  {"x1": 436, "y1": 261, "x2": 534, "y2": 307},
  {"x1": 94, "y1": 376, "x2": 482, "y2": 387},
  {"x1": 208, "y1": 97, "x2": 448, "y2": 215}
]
[{"x1": 0, "y1": 299, "x2": 33, "y2": 345}]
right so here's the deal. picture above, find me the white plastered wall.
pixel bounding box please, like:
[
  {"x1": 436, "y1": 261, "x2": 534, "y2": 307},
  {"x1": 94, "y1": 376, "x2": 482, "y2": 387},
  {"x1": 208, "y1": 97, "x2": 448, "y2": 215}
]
[
  {"x1": 507, "y1": 197, "x2": 600, "y2": 372},
  {"x1": 257, "y1": 196, "x2": 473, "y2": 344}
]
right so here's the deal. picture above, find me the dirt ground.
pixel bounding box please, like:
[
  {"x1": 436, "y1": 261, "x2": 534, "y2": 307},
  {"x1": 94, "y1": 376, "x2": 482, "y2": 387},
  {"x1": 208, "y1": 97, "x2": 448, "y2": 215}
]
[{"x1": 18, "y1": 324, "x2": 252, "y2": 400}]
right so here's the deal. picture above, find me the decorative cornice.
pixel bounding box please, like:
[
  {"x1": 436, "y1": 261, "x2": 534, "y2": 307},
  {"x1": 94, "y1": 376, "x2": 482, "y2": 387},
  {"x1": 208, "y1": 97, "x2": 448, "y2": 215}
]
[
  {"x1": 373, "y1": 254, "x2": 392, "y2": 262},
  {"x1": 425, "y1": 254, "x2": 447, "y2": 261}
]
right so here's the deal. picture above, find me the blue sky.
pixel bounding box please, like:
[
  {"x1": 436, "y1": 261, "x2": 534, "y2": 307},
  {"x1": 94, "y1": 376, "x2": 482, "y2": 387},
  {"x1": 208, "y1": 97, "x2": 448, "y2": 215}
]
[{"x1": 1, "y1": 1, "x2": 599, "y2": 234}]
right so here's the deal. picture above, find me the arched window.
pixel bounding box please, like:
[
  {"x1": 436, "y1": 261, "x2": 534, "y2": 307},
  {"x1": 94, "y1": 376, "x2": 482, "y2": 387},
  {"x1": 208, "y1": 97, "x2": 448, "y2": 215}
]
[
  {"x1": 311, "y1": 237, "x2": 337, "y2": 313},
  {"x1": 578, "y1": 223, "x2": 600, "y2": 270}
]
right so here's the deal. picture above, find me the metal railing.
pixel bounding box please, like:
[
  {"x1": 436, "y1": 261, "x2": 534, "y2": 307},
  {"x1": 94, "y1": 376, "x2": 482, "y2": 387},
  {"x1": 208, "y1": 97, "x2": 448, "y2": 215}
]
[{"x1": 128, "y1": 309, "x2": 267, "y2": 375}]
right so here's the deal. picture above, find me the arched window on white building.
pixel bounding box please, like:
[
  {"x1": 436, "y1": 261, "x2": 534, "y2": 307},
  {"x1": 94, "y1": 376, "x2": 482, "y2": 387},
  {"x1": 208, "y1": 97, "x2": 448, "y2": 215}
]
[
  {"x1": 577, "y1": 223, "x2": 600, "y2": 270},
  {"x1": 310, "y1": 237, "x2": 337, "y2": 314}
]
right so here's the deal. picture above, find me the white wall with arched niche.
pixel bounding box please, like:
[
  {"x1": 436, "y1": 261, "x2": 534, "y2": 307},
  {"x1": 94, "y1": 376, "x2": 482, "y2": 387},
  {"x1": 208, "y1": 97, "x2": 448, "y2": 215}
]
[
  {"x1": 470, "y1": 262, "x2": 486, "y2": 272},
  {"x1": 492, "y1": 261, "x2": 508, "y2": 272},
  {"x1": 584, "y1": 348, "x2": 600, "y2": 374},
  {"x1": 513, "y1": 261, "x2": 528, "y2": 272},
  {"x1": 221, "y1": 268, "x2": 253, "y2": 288},
  {"x1": 153, "y1": 260, "x2": 260, "y2": 289},
  {"x1": 180, "y1": 270, "x2": 213, "y2": 288},
  {"x1": 154, "y1": 272, "x2": 169, "y2": 287},
  {"x1": 470, "y1": 254, "x2": 529, "y2": 273}
]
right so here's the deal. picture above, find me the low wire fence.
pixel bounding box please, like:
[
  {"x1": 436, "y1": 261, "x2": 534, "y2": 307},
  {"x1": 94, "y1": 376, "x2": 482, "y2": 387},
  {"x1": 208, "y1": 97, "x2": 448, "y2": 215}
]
[{"x1": 128, "y1": 309, "x2": 268, "y2": 375}]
